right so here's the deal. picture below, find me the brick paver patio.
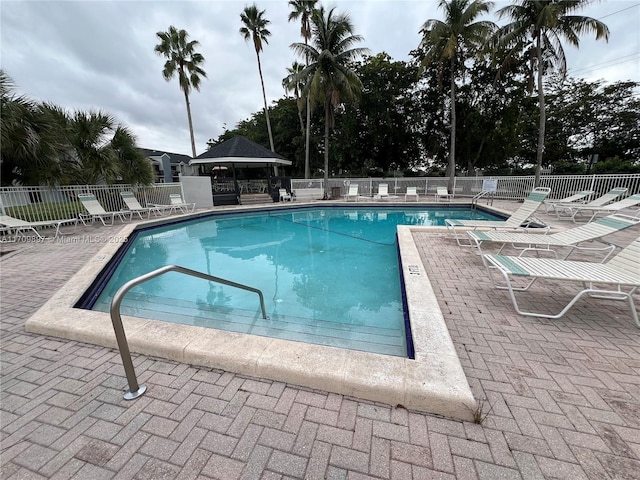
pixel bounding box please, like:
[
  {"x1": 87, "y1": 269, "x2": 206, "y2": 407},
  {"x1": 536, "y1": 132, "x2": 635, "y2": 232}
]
[{"x1": 1, "y1": 202, "x2": 639, "y2": 479}]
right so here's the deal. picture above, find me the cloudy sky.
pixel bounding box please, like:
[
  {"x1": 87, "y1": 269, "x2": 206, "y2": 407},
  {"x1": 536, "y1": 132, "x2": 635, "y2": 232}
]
[{"x1": 2, "y1": 0, "x2": 639, "y2": 157}]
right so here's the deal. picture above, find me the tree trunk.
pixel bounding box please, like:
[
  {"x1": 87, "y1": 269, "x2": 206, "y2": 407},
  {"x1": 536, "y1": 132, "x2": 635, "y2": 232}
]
[
  {"x1": 256, "y1": 51, "x2": 275, "y2": 153},
  {"x1": 468, "y1": 138, "x2": 485, "y2": 175},
  {"x1": 305, "y1": 96, "x2": 311, "y2": 179},
  {"x1": 304, "y1": 45, "x2": 311, "y2": 180},
  {"x1": 323, "y1": 101, "x2": 330, "y2": 200},
  {"x1": 296, "y1": 99, "x2": 305, "y2": 133},
  {"x1": 447, "y1": 56, "x2": 456, "y2": 193},
  {"x1": 184, "y1": 89, "x2": 197, "y2": 158},
  {"x1": 535, "y1": 37, "x2": 545, "y2": 187}
]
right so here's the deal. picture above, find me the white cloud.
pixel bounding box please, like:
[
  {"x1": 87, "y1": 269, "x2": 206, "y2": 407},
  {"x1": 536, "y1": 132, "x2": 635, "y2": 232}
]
[{"x1": 2, "y1": 0, "x2": 637, "y2": 157}]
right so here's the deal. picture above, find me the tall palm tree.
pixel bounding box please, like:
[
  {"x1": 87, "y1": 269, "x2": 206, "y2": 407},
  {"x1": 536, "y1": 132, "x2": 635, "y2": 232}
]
[
  {"x1": 282, "y1": 61, "x2": 306, "y2": 133},
  {"x1": 154, "y1": 26, "x2": 207, "y2": 158},
  {"x1": 240, "y1": 4, "x2": 275, "y2": 152},
  {"x1": 291, "y1": 7, "x2": 369, "y2": 199},
  {"x1": 288, "y1": 0, "x2": 318, "y2": 179},
  {"x1": 419, "y1": 0, "x2": 496, "y2": 192},
  {"x1": 496, "y1": 0, "x2": 609, "y2": 186}
]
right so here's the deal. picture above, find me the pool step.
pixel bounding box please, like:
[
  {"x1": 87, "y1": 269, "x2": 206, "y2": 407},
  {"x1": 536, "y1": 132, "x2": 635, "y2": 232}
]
[{"x1": 94, "y1": 292, "x2": 406, "y2": 357}]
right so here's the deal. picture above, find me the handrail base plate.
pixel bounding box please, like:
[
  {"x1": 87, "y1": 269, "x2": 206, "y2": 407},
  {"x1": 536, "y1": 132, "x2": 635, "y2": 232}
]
[{"x1": 123, "y1": 384, "x2": 147, "y2": 400}]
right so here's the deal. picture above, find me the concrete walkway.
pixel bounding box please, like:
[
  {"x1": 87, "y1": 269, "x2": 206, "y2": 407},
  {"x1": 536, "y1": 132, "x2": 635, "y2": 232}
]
[{"x1": 1, "y1": 201, "x2": 639, "y2": 479}]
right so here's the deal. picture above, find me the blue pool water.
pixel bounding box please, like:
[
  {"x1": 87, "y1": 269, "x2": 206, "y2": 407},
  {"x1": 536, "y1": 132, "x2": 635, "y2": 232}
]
[{"x1": 88, "y1": 206, "x2": 501, "y2": 357}]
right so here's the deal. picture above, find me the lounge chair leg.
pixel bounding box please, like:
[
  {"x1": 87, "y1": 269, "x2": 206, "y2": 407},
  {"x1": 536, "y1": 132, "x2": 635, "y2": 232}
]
[
  {"x1": 489, "y1": 265, "x2": 538, "y2": 292},
  {"x1": 498, "y1": 274, "x2": 639, "y2": 327},
  {"x1": 447, "y1": 225, "x2": 474, "y2": 247}
]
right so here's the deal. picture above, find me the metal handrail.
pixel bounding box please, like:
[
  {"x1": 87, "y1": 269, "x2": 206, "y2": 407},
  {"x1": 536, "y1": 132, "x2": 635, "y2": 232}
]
[
  {"x1": 109, "y1": 265, "x2": 268, "y2": 400},
  {"x1": 471, "y1": 190, "x2": 493, "y2": 209}
]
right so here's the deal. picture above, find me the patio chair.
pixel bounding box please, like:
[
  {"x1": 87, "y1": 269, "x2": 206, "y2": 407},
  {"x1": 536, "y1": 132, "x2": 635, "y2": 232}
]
[
  {"x1": 78, "y1": 194, "x2": 131, "y2": 226},
  {"x1": 375, "y1": 183, "x2": 390, "y2": 200},
  {"x1": 169, "y1": 194, "x2": 196, "y2": 213},
  {"x1": 120, "y1": 191, "x2": 167, "y2": 219},
  {"x1": 0, "y1": 214, "x2": 78, "y2": 241},
  {"x1": 552, "y1": 187, "x2": 627, "y2": 221},
  {"x1": 543, "y1": 190, "x2": 593, "y2": 213},
  {"x1": 151, "y1": 194, "x2": 196, "y2": 214},
  {"x1": 559, "y1": 194, "x2": 640, "y2": 223},
  {"x1": 483, "y1": 236, "x2": 640, "y2": 327},
  {"x1": 344, "y1": 184, "x2": 360, "y2": 202},
  {"x1": 279, "y1": 189, "x2": 292, "y2": 202},
  {"x1": 445, "y1": 187, "x2": 551, "y2": 247},
  {"x1": 467, "y1": 213, "x2": 640, "y2": 260},
  {"x1": 373, "y1": 183, "x2": 398, "y2": 200},
  {"x1": 405, "y1": 186, "x2": 419, "y2": 202},
  {"x1": 435, "y1": 186, "x2": 451, "y2": 202}
]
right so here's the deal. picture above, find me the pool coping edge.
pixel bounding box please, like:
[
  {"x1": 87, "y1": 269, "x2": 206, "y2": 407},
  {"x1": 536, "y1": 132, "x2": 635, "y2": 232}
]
[{"x1": 25, "y1": 208, "x2": 477, "y2": 422}]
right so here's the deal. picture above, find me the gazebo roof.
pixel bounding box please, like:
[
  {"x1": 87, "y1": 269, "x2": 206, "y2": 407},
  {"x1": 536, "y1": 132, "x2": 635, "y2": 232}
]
[{"x1": 190, "y1": 136, "x2": 291, "y2": 167}]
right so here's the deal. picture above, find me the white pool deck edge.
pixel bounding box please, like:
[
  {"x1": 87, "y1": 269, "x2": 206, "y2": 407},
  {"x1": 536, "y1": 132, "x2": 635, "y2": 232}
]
[{"x1": 25, "y1": 205, "x2": 477, "y2": 421}]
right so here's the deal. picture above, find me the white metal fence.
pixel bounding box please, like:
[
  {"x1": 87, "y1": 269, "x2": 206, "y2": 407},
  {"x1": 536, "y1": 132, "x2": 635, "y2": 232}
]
[
  {"x1": 0, "y1": 183, "x2": 184, "y2": 223},
  {"x1": 292, "y1": 174, "x2": 640, "y2": 201},
  {"x1": 3, "y1": 174, "x2": 639, "y2": 223}
]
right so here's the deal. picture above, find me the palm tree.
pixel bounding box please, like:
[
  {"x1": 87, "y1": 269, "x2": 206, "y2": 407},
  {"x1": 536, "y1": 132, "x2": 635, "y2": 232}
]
[
  {"x1": 0, "y1": 71, "x2": 64, "y2": 185},
  {"x1": 419, "y1": 0, "x2": 496, "y2": 192},
  {"x1": 110, "y1": 126, "x2": 154, "y2": 185},
  {"x1": 63, "y1": 110, "x2": 124, "y2": 185},
  {"x1": 291, "y1": 7, "x2": 369, "y2": 199},
  {"x1": 154, "y1": 26, "x2": 207, "y2": 158},
  {"x1": 240, "y1": 4, "x2": 275, "y2": 152},
  {"x1": 288, "y1": 0, "x2": 318, "y2": 179},
  {"x1": 282, "y1": 61, "x2": 306, "y2": 133},
  {"x1": 44, "y1": 106, "x2": 152, "y2": 185},
  {"x1": 495, "y1": 0, "x2": 609, "y2": 186}
]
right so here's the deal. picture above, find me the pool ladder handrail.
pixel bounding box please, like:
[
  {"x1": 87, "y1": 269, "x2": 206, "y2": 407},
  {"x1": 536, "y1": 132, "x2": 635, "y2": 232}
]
[
  {"x1": 471, "y1": 190, "x2": 494, "y2": 209},
  {"x1": 109, "y1": 264, "x2": 268, "y2": 400}
]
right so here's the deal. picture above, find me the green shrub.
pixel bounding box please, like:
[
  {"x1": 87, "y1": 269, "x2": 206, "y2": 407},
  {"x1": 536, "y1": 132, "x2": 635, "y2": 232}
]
[
  {"x1": 591, "y1": 157, "x2": 640, "y2": 174},
  {"x1": 5, "y1": 201, "x2": 83, "y2": 221},
  {"x1": 552, "y1": 161, "x2": 586, "y2": 174}
]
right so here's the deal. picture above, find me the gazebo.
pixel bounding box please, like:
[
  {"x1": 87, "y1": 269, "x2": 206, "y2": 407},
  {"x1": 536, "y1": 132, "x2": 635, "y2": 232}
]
[{"x1": 190, "y1": 136, "x2": 292, "y2": 205}]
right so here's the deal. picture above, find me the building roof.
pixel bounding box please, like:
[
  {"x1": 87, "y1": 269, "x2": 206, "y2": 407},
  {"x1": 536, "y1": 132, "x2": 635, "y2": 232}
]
[
  {"x1": 139, "y1": 148, "x2": 192, "y2": 165},
  {"x1": 190, "y1": 136, "x2": 291, "y2": 167}
]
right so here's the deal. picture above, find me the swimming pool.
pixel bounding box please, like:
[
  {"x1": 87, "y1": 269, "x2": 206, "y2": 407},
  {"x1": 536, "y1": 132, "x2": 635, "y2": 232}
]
[{"x1": 81, "y1": 206, "x2": 502, "y2": 358}]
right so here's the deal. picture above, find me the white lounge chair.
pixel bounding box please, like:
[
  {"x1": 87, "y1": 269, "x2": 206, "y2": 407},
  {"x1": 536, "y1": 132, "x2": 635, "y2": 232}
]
[
  {"x1": 483, "y1": 236, "x2": 640, "y2": 327},
  {"x1": 445, "y1": 187, "x2": 551, "y2": 246},
  {"x1": 344, "y1": 184, "x2": 360, "y2": 202},
  {"x1": 435, "y1": 186, "x2": 451, "y2": 202},
  {"x1": 279, "y1": 189, "x2": 292, "y2": 202},
  {"x1": 120, "y1": 191, "x2": 166, "y2": 219},
  {"x1": 467, "y1": 214, "x2": 640, "y2": 260},
  {"x1": 169, "y1": 194, "x2": 196, "y2": 213},
  {"x1": 405, "y1": 186, "x2": 419, "y2": 202},
  {"x1": 560, "y1": 194, "x2": 640, "y2": 223},
  {"x1": 544, "y1": 190, "x2": 593, "y2": 213},
  {"x1": 375, "y1": 183, "x2": 390, "y2": 200},
  {"x1": 151, "y1": 193, "x2": 196, "y2": 214},
  {"x1": 0, "y1": 214, "x2": 78, "y2": 241},
  {"x1": 552, "y1": 187, "x2": 627, "y2": 221},
  {"x1": 78, "y1": 194, "x2": 131, "y2": 226}
]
